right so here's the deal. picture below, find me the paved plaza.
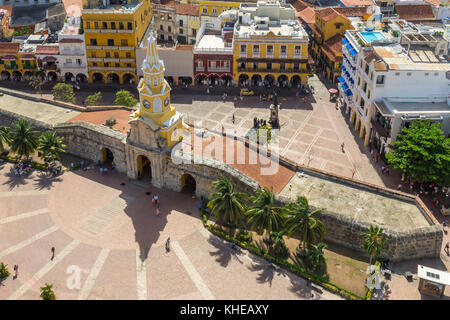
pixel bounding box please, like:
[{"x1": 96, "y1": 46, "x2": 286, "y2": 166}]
[{"x1": 0, "y1": 163, "x2": 341, "y2": 300}]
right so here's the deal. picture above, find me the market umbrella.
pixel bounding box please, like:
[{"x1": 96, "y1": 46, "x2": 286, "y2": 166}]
[{"x1": 328, "y1": 88, "x2": 338, "y2": 94}]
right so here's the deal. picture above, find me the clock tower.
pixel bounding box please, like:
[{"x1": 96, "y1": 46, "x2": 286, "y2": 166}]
[{"x1": 130, "y1": 31, "x2": 186, "y2": 147}]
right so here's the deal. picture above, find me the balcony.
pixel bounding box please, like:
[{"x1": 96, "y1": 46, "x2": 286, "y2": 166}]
[
  {"x1": 208, "y1": 67, "x2": 230, "y2": 72},
  {"x1": 90, "y1": 67, "x2": 135, "y2": 71},
  {"x1": 239, "y1": 52, "x2": 247, "y2": 58},
  {"x1": 60, "y1": 50, "x2": 84, "y2": 56},
  {"x1": 195, "y1": 66, "x2": 204, "y2": 71},
  {"x1": 43, "y1": 64, "x2": 57, "y2": 70},
  {"x1": 266, "y1": 52, "x2": 274, "y2": 58},
  {"x1": 238, "y1": 67, "x2": 311, "y2": 74},
  {"x1": 280, "y1": 52, "x2": 287, "y2": 58},
  {"x1": 62, "y1": 63, "x2": 86, "y2": 69},
  {"x1": 252, "y1": 52, "x2": 260, "y2": 58}
]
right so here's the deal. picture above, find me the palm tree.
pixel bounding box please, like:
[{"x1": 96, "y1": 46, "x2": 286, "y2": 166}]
[
  {"x1": 40, "y1": 283, "x2": 55, "y2": 300},
  {"x1": 207, "y1": 177, "x2": 247, "y2": 227},
  {"x1": 361, "y1": 225, "x2": 386, "y2": 265},
  {"x1": 306, "y1": 242, "x2": 327, "y2": 270},
  {"x1": 9, "y1": 119, "x2": 39, "y2": 160},
  {"x1": 38, "y1": 131, "x2": 66, "y2": 162},
  {"x1": 0, "y1": 126, "x2": 11, "y2": 152},
  {"x1": 284, "y1": 196, "x2": 325, "y2": 251},
  {"x1": 246, "y1": 187, "x2": 284, "y2": 237}
]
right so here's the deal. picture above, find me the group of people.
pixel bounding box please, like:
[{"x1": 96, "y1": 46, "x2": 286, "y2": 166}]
[
  {"x1": 14, "y1": 162, "x2": 31, "y2": 176},
  {"x1": 253, "y1": 117, "x2": 267, "y2": 129},
  {"x1": 152, "y1": 195, "x2": 160, "y2": 216}
]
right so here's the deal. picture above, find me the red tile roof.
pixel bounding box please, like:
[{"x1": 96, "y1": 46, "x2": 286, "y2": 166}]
[
  {"x1": 339, "y1": 0, "x2": 375, "y2": 6},
  {"x1": 297, "y1": 7, "x2": 315, "y2": 25},
  {"x1": 175, "y1": 3, "x2": 199, "y2": 16},
  {"x1": 176, "y1": 44, "x2": 194, "y2": 51},
  {"x1": 395, "y1": 4, "x2": 436, "y2": 21},
  {"x1": 322, "y1": 34, "x2": 343, "y2": 61},
  {"x1": 423, "y1": 0, "x2": 440, "y2": 6},
  {"x1": 0, "y1": 42, "x2": 19, "y2": 54},
  {"x1": 316, "y1": 7, "x2": 340, "y2": 21},
  {"x1": 290, "y1": 0, "x2": 315, "y2": 12},
  {"x1": 334, "y1": 6, "x2": 369, "y2": 17},
  {"x1": 35, "y1": 45, "x2": 59, "y2": 55}
]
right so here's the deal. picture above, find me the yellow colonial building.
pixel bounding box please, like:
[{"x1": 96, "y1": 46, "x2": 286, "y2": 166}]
[
  {"x1": 0, "y1": 43, "x2": 38, "y2": 81},
  {"x1": 233, "y1": 1, "x2": 310, "y2": 87},
  {"x1": 82, "y1": 0, "x2": 152, "y2": 84},
  {"x1": 131, "y1": 31, "x2": 186, "y2": 148},
  {"x1": 199, "y1": 0, "x2": 241, "y2": 18}
]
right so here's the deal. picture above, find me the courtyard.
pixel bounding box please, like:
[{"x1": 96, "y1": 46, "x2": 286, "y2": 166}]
[{"x1": 0, "y1": 162, "x2": 341, "y2": 300}]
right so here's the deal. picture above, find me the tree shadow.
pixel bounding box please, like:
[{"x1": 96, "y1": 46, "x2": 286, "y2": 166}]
[
  {"x1": 33, "y1": 172, "x2": 63, "y2": 190},
  {"x1": 248, "y1": 259, "x2": 275, "y2": 287},
  {"x1": 2, "y1": 167, "x2": 28, "y2": 190},
  {"x1": 207, "y1": 235, "x2": 244, "y2": 267}
]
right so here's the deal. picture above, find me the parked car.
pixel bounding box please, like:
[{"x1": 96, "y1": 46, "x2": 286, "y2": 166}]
[{"x1": 240, "y1": 88, "x2": 254, "y2": 96}]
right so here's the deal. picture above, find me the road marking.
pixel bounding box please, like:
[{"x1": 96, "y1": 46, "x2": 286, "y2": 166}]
[
  {"x1": 0, "y1": 208, "x2": 49, "y2": 225},
  {"x1": 7, "y1": 239, "x2": 80, "y2": 300},
  {"x1": 172, "y1": 241, "x2": 214, "y2": 300},
  {"x1": 78, "y1": 248, "x2": 110, "y2": 300},
  {"x1": 197, "y1": 225, "x2": 211, "y2": 239},
  {"x1": 0, "y1": 190, "x2": 49, "y2": 197},
  {"x1": 0, "y1": 225, "x2": 58, "y2": 259},
  {"x1": 136, "y1": 249, "x2": 148, "y2": 300}
]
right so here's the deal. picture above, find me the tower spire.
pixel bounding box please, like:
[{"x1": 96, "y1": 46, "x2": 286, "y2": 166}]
[{"x1": 147, "y1": 31, "x2": 159, "y2": 66}]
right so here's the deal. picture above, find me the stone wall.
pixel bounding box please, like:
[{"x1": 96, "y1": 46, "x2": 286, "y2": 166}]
[
  {"x1": 277, "y1": 194, "x2": 442, "y2": 262},
  {"x1": 54, "y1": 122, "x2": 128, "y2": 174},
  {"x1": 0, "y1": 108, "x2": 51, "y2": 133}
]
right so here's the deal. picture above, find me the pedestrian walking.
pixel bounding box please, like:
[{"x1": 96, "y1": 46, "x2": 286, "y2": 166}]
[
  {"x1": 51, "y1": 247, "x2": 55, "y2": 260},
  {"x1": 156, "y1": 207, "x2": 160, "y2": 216},
  {"x1": 165, "y1": 237, "x2": 170, "y2": 251},
  {"x1": 341, "y1": 142, "x2": 345, "y2": 153},
  {"x1": 311, "y1": 293, "x2": 317, "y2": 300},
  {"x1": 232, "y1": 113, "x2": 235, "y2": 124},
  {"x1": 154, "y1": 195, "x2": 159, "y2": 205},
  {"x1": 445, "y1": 242, "x2": 450, "y2": 255},
  {"x1": 13, "y1": 264, "x2": 18, "y2": 279},
  {"x1": 381, "y1": 165, "x2": 385, "y2": 174},
  {"x1": 152, "y1": 197, "x2": 155, "y2": 206},
  {"x1": 397, "y1": 184, "x2": 402, "y2": 191}
]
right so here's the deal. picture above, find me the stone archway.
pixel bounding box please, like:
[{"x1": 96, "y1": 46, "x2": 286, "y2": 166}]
[
  {"x1": 101, "y1": 147, "x2": 114, "y2": 165},
  {"x1": 23, "y1": 71, "x2": 33, "y2": 81},
  {"x1": 76, "y1": 73, "x2": 87, "y2": 83},
  {"x1": 65, "y1": 72, "x2": 74, "y2": 82},
  {"x1": 195, "y1": 74, "x2": 206, "y2": 85},
  {"x1": 264, "y1": 74, "x2": 274, "y2": 86},
  {"x1": 239, "y1": 74, "x2": 249, "y2": 85},
  {"x1": 12, "y1": 71, "x2": 22, "y2": 81},
  {"x1": 251, "y1": 74, "x2": 262, "y2": 87},
  {"x1": 47, "y1": 71, "x2": 58, "y2": 82},
  {"x1": 92, "y1": 73, "x2": 104, "y2": 83},
  {"x1": 107, "y1": 73, "x2": 120, "y2": 84},
  {"x1": 1, "y1": 70, "x2": 10, "y2": 80},
  {"x1": 123, "y1": 73, "x2": 135, "y2": 85},
  {"x1": 277, "y1": 74, "x2": 288, "y2": 87},
  {"x1": 291, "y1": 75, "x2": 301, "y2": 87},
  {"x1": 137, "y1": 155, "x2": 151, "y2": 181},
  {"x1": 181, "y1": 173, "x2": 196, "y2": 194}
]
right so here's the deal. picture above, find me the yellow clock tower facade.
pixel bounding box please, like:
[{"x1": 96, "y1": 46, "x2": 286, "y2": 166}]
[{"x1": 131, "y1": 31, "x2": 186, "y2": 148}]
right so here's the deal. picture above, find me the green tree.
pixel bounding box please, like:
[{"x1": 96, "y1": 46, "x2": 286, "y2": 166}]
[
  {"x1": 386, "y1": 120, "x2": 450, "y2": 186},
  {"x1": 38, "y1": 131, "x2": 66, "y2": 162},
  {"x1": 306, "y1": 242, "x2": 327, "y2": 269},
  {"x1": 269, "y1": 231, "x2": 289, "y2": 257},
  {"x1": 29, "y1": 76, "x2": 45, "y2": 97},
  {"x1": 52, "y1": 83, "x2": 76, "y2": 104},
  {"x1": 0, "y1": 262, "x2": 10, "y2": 280},
  {"x1": 361, "y1": 226, "x2": 386, "y2": 265},
  {"x1": 40, "y1": 283, "x2": 56, "y2": 300},
  {"x1": 0, "y1": 126, "x2": 11, "y2": 152},
  {"x1": 207, "y1": 177, "x2": 247, "y2": 227},
  {"x1": 256, "y1": 124, "x2": 272, "y2": 144},
  {"x1": 114, "y1": 90, "x2": 138, "y2": 107},
  {"x1": 84, "y1": 92, "x2": 102, "y2": 106},
  {"x1": 9, "y1": 119, "x2": 39, "y2": 159},
  {"x1": 284, "y1": 196, "x2": 325, "y2": 250},
  {"x1": 246, "y1": 187, "x2": 284, "y2": 237}
]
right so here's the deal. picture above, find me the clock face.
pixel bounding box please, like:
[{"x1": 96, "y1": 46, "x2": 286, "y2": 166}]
[
  {"x1": 143, "y1": 100, "x2": 151, "y2": 109},
  {"x1": 164, "y1": 97, "x2": 169, "y2": 107}
]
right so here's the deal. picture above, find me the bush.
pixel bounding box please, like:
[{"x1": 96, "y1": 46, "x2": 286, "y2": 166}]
[
  {"x1": 52, "y1": 83, "x2": 75, "y2": 104},
  {"x1": 114, "y1": 90, "x2": 138, "y2": 108},
  {"x1": 0, "y1": 262, "x2": 10, "y2": 280},
  {"x1": 237, "y1": 230, "x2": 252, "y2": 242},
  {"x1": 0, "y1": 154, "x2": 47, "y2": 170},
  {"x1": 105, "y1": 117, "x2": 116, "y2": 127},
  {"x1": 85, "y1": 92, "x2": 102, "y2": 106}
]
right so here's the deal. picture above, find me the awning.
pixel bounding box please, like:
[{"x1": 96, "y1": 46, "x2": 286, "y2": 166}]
[
  {"x1": 1, "y1": 55, "x2": 16, "y2": 61},
  {"x1": 350, "y1": 78, "x2": 354, "y2": 83},
  {"x1": 350, "y1": 49, "x2": 357, "y2": 56},
  {"x1": 345, "y1": 89, "x2": 353, "y2": 96},
  {"x1": 346, "y1": 43, "x2": 353, "y2": 50},
  {"x1": 342, "y1": 82, "x2": 349, "y2": 90},
  {"x1": 342, "y1": 65, "x2": 346, "y2": 71},
  {"x1": 338, "y1": 76, "x2": 345, "y2": 83},
  {"x1": 21, "y1": 54, "x2": 34, "y2": 60},
  {"x1": 42, "y1": 56, "x2": 57, "y2": 62},
  {"x1": 342, "y1": 38, "x2": 349, "y2": 45}
]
